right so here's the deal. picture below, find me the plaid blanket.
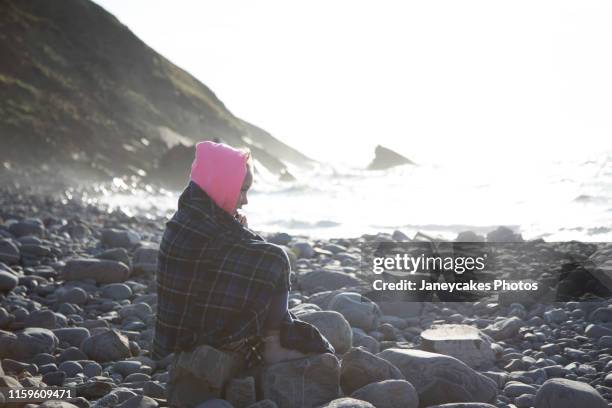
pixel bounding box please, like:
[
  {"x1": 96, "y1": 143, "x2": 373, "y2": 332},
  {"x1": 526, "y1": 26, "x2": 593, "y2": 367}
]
[{"x1": 152, "y1": 181, "x2": 334, "y2": 365}]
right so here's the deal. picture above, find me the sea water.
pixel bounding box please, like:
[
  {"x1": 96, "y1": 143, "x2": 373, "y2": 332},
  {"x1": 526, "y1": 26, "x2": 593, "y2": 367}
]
[{"x1": 96, "y1": 153, "x2": 612, "y2": 242}]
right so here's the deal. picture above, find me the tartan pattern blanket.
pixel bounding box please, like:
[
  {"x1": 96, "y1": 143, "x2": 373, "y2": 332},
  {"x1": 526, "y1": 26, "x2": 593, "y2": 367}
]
[{"x1": 152, "y1": 181, "x2": 334, "y2": 365}]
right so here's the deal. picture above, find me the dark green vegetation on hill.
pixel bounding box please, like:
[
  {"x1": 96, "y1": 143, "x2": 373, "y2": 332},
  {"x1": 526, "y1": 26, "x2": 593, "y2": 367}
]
[{"x1": 0, "y1": 0, "x2": 313, "y2": 184}]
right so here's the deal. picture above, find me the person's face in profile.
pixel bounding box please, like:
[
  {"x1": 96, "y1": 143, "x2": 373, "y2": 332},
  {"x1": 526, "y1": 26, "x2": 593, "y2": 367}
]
[{"x1": 235, "y1": 165, "x2": 253, "y2": 213}]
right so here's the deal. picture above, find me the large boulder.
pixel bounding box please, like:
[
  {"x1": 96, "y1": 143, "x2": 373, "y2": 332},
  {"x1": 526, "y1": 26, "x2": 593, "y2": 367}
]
[
  {"x1": 62, "y1": 258, "x2": 130, "y2": 283},
  {"x1": 534, "y1": 378, "x2": 607, "y2": 408},
  {"x1": 299, "y1": 311, "x2": 352, "y2": 354},
  {"x1": 259, "y1": 353, "x2": 340, "y2": 408},
  {"x1": 80, "y1": 329, "x2": 131, "y2": 362},
  {"x1": 328, "y1": 292, "x2": 381, "y2": 332},
  {"x1": 0, "y1": 327, "x2": 58, "y2": 359},
  {"x1": 420, "y1": 324, "x2": 496, "y2": 369},
  {"x1": 377, "y1": 348, "x2": 497, "y2": 407},
  {"x1": 350, "y1": 380, "x2": 419, "y2": 408},
  {"x1": 340, "y1": 347, "x2": 404, "y2": 395}
]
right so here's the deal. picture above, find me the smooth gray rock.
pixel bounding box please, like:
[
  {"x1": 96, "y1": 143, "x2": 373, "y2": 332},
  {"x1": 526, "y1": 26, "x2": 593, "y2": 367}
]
[
  {"x1": 132, "y1": 246, "x2": 158, "y2": 274},
  {"x1": 259, "y1": 353, "x2": 340, "y2": 408},
  {"x1": 0, "y1": 327, "x2": 58, "y2": 359},
  {"x1": 534, "y1": 378, "x2": 607, "y2": 408},
  {"x1": 80, "y1": 329, "x2": 131, "y2": 362},
  {"x1": 328, "y1": 292, "x2": 381, "y2": 332},
  {"x1": 24, "y1": 309, "x2": 60, "y2": 329},
  {"x1": 100, "y1": 228, "x2": 141, "y2": 249},
  {"x1": 101, "y1": 283, "x2": 133, "y2": 300},
  {"x1": 0, "y1": 270, "x2": 18, "y2": 293},
  {"x1": 340, "y1": 347, "x2": 404, "y2": 395},
  {"x1": 350, "y1": 380, "x2": 419, "y2": 408},
  {"x1": 63, "y1": 258, "x2": 130, "y2": 284},
  {"x1": 300, "y1": 311, "x2": 352, "y2": 354},
  {"x1": 482, "y1": 317, "x2": 524, "y2": 340},
  {"x1": 0, "y1": 239, "x2": 20, "y2": 264},
  {"x1": 38, "y1": 401, "x2": 80, "y2": 408},
  {"x1": 53, "y1": 327, "x2": 90, "y2": 347},
  {"x1": 58, "y1": 286, "x2": 89, "y2": 305},
  {"x1": 378, "y1": 348, "x2": 497, "y2": 406}
]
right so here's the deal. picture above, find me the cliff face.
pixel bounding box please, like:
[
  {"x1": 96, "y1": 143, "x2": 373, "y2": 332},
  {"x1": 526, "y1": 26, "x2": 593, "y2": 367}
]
[{"x1": 0, "y1": 0, "x2": 313, "y2": 182}]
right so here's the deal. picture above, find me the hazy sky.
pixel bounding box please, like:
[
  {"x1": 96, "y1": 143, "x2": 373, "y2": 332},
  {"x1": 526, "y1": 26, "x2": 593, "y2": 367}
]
[{"x1": 94, "y1": 0, "x2": 612, "y2": 167}]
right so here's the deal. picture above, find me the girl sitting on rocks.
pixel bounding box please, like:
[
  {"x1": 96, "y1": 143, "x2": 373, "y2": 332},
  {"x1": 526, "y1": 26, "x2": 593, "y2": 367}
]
[{"x1": 152, "y1": 141, "x2": 333, "y2": 407}]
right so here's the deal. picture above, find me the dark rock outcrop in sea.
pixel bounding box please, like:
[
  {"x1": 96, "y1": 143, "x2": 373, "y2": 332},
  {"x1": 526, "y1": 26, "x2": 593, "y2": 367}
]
[{"x1": 367, "y1": 145, "x2": 414, "y2": 170}]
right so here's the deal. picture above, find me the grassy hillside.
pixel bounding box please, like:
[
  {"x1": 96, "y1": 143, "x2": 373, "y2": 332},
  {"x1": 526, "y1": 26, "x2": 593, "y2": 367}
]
[{"x1": 0, "y1": 0, "x2": 313, "y2": 182}]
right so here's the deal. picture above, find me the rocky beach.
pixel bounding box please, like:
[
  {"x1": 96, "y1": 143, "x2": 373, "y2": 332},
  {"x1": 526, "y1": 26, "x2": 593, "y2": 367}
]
[{"x1": 0, "y1": 183, "x2": 611, "y2": 408}]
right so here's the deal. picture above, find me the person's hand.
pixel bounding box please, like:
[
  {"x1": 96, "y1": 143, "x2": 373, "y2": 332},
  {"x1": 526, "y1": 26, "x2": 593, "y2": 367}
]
[{"x1": 235, "y1": 212, "x2": 248, "y2": 228}]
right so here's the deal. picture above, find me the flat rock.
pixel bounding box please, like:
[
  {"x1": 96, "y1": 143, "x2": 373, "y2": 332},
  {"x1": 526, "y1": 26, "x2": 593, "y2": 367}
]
[
  {"x1": 377, "y1": 348, "x2": 497, "y2": 407},
  {"x1": 534, "y1": 378, "x2": 607, "y2": 408},
  {"x1": 62, "y1": 259, "x2": 130, "y2": 284},
  {"x1": 340, "y1": 347, "x2": 404, "y2": 395},
  {"x1": 100, "y1": 228, "x2": 141, "y2": 249},
  {"x1": 299, "y1": 311, "x2": 352, "y2": 354},
  {"x1": 350, "y1": 380, "x2": 419, "y2": 408},
  {"x1": 420, "y1": 324, "x2": 496, "y2": 369},
  {"x1": 259, "y1": 353, "x2": 340, "y2": 408}
]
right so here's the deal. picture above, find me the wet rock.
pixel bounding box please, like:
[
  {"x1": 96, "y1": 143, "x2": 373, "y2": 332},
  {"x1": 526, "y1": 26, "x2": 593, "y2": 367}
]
[
  {"x1": 96, "y1": 248, "x2": 131, "y2": 267},
  {"x1": 43, "y1": 370, "x2": 66, "y2": 386},
  {"x1": 340, "y1": 347, "x2": 404, "y2": 395},
  {"x1": 300, "y1": 311, "x2": 352, "y2": 354},
  {"x1": 80, "y1": 329, "x2": 131, "y2": 362},
  {"x1": 378, "y1": 348, "x2": 497, "y2": 406},
  {"x1": 259, "y1": 353, "x2": 340, "y2": 408},
  {"x1": 420, "y1": 324, "x2": 496, "y2": 369},
  {"x1": 350, "y1": 380, "x2": 419, "y2": 408},
  {"x1": 534, "y1": 378, "x2": 607, "y2": 408},
  {"x1": 62, "y1": 259, "x2": 130, "y2": 284},
  {"x1": 291, "y1": 242, "x2": 314, "y2": 259}
]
